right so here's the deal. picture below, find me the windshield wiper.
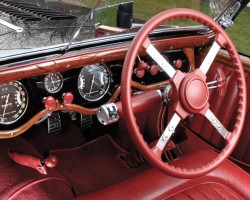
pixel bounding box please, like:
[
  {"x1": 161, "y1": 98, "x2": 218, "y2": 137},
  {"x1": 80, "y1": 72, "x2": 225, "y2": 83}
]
[
  {"x1": 63, "y1": 0, "x2": 103, "y2": 52},
  {"x1": 0, "y1": 19, "x2": 23, "y2": 33}
]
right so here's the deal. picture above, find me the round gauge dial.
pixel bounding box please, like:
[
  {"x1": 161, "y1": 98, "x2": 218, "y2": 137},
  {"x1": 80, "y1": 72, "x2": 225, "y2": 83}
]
[
  {"x1": 44, "y1": 72, "x2": 63, "y2": 93},
  {"x1": 78, "y1": 64, "x2": 111, "y2": 102},
  {"x1": 0, "y1": 81, "x2": 28, "y2": 125}
]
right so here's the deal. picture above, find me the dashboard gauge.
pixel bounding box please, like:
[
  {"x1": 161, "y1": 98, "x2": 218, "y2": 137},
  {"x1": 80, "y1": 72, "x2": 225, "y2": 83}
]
[
  {"x1": 44, "y1": 72, "x2": 63, "y2": 93},
  {"x1": 78, "y1": 63, "x2": 111, "y2": 102},
  {"x1": 0, "y1": 81, "x2": 28, "y2": 125}
]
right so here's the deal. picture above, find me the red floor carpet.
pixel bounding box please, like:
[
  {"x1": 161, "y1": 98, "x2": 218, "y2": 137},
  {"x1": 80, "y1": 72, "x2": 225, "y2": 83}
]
[{"x1": 51, "y1": 135, "x2": 150, "y2": 196}]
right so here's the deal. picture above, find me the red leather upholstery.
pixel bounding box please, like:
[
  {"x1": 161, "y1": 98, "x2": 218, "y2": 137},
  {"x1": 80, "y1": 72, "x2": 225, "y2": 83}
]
[
  {"x1": 166, "y1": 183, "x2": 243, "y2": 200},
  {"x1": 187, "y1": 62, "x2": 250, "y2": 166},
  {"x1": 0, "y1": 137, "x2": 75, "y2": 200},
  {"x1": 121, "y1": 8, "x2": 247, "y2": 178},
  {"x1": 75, "y1": 150, "x2": 250, "y2": 200}
]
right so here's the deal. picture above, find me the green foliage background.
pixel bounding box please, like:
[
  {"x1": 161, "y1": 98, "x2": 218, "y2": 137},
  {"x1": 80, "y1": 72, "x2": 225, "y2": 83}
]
[{"x1": 81, "y1": 0, "x2": 250, "y2": 54}]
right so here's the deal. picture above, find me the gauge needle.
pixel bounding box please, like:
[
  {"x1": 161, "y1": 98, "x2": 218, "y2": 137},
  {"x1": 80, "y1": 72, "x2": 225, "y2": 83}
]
[
  {"x1": 88, "y1": 75, "x2": 95, "y2": 96},
  {"x1": 51, "y1": 77, "x2": 56, "y2": 89},
  {"x1": 93, "y1": 80, "x2": 101, "y2": 87},
  {"x1": 2, "y1": 94, "x2": 10, "y2": 117}
]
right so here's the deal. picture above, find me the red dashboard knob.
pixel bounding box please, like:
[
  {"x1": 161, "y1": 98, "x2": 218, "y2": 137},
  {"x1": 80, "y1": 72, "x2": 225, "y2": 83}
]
[
  {"x1": 135, "y1": 69, "x2": 145, "y2": 78},
  {"x1": 63, "y1": 92, "x2": 74, "y2": 104},
  {"x1": 149, "y1": 64, "x2": 159, "y2": 75},
  {"x1": 44, "y1": 96, "x2": 56, "y2": 109},
  {"x1": 174, "y1": 59, "x2": 182, "y2": 69},
  {"x1": 137, "y1": 61, "x2": 148, "y2": 71}
]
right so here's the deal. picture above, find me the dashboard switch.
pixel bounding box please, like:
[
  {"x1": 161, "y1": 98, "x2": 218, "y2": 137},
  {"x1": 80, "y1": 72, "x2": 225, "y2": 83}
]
[
  {"x1": 44, "y1": 96, "x2": 56, "y2": 109},
  {"x1": 63, "y1": 92, "x2": 74, "y2": 104}
]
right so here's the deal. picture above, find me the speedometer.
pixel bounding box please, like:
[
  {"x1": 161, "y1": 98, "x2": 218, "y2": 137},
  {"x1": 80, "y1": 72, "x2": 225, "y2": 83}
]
[
  {"x1": 0, "y1": 81, "x2": 28, "y2": 125},
  {"x1": 78, "y1": 64, "x2": 111, "y2": 102}
]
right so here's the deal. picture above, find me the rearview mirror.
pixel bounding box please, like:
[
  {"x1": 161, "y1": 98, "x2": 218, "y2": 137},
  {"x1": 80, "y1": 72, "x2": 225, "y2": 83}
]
[{"x1": 95, "y1": 2, "x2": 133, "y2": 29}]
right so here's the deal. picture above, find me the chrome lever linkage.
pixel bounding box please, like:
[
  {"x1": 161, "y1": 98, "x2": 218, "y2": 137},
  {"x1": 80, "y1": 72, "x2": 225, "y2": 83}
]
[{"x1": 206, "y1": 68, "x2": 226, "y2": 97}]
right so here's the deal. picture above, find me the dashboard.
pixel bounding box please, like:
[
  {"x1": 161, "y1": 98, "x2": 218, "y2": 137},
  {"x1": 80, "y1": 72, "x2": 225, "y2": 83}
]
[{"x1": 0, "y1": 49, "x2": 189, "y2": 130}]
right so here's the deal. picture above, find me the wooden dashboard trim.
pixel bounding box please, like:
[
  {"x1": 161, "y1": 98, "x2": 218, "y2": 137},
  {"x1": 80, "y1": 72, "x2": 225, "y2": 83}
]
[
  {"x1": 0, "y1": 80, "x2": 169, "y2": 138},
  {"x1": 0, "y1": 33, "x2": 214, "y2": 84},
  {"x1": 215, "y1": 49, "x2": 250, "y2": 72},
  {"x1": 0, "y1": 33, "x2": 214, "y2": 138}
]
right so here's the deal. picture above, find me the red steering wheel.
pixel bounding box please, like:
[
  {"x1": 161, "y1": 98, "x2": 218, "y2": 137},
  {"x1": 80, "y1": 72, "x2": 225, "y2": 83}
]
[{"x1": 121, "y1": 8, "x2": 247, "y2": 178}]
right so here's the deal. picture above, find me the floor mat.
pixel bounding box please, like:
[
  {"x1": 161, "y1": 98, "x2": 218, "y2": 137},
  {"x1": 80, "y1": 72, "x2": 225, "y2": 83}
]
[
  {"x1": 24, "y1": 121, "x2": 86, "y2": 153},
  {"x1": 50, "y1": 135, "x2": 150, "y2": 195}
]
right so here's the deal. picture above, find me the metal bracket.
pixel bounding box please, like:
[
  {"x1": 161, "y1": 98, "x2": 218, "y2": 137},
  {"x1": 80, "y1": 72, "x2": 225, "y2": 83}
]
[
  {"x1": 217, "y1": 1, "x2": 241, "y2": 28},
  {"x1": 207, "y1": 67, "x2": 226, "y2": 97},
  {"x1": 97, "y1": 103, "x2": 119, "y2": 125}
]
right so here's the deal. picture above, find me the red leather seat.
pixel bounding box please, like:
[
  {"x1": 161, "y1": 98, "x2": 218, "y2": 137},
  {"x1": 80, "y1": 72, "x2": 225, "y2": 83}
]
[
  {"x1": 188, "y1": 62, "x2": 250, "y2": 167},
  {"x1": 75, "y1": 150, "x2": 250, "y2": 200}
]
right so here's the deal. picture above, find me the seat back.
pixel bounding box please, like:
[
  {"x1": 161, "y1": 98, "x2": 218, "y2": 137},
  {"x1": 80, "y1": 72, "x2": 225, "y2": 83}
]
[{"x1": 187, "y1": 62, "x2": 250, "y2": 166}]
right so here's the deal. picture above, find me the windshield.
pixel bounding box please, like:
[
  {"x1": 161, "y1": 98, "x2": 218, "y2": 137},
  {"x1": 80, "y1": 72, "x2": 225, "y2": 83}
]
[{"x1": 0, "y1": 0, "x2": 244, "y2": 57}]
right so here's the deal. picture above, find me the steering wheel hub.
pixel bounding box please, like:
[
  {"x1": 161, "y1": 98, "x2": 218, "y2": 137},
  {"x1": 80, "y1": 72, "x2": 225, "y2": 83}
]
[{"x1": 180, "y1": 74, "x2": 209, "y2": 113}]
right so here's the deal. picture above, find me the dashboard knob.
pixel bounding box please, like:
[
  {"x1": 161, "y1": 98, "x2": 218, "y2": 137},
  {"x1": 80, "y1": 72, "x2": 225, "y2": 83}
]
[
  {"x1": 149, "y1": 64, "x2": 159, "y2": 75},
  {"x1": 173, "y1": 59, "x2": 182, "y2": 69},
  {"x1": 44, "y1": 96, "x2": 56, "y2": 109},
  {"x1": 63, "y1": 92, "x2": 74, "y2": 104},
  {"x1": 135, "y1": 69, "x2": 145, "y2": 78},
  {"x1": 137, "y1": 61, "x2": 148, "y2": 71}
]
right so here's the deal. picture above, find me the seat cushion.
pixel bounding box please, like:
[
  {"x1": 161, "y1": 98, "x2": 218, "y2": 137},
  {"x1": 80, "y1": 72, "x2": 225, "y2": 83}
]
[
  {"x1": 166, "y1": 183, "x2": 243, "y2": 200},
  {"x1": 75, "y1": 150, "x2": 250, "y2": 200}
]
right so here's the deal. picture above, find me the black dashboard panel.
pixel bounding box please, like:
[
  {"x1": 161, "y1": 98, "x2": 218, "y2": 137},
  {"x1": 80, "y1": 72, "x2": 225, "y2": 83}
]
[{"x1": 0, "y1": 49, "x2": 189, "y2": 128}]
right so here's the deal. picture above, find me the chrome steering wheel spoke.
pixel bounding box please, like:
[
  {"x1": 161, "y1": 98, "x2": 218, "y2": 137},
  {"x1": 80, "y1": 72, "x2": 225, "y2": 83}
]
[
  {"x1": 156, "y1": 113, "x2": 181, "y2": 151},
  {"x1": 204, "y1": 108, "x2": 229, "y2": 138},
  {"x1": 146, "y1": 43, "x2": 176, "y2": 78},
  {"x1": 200, "y1": 41, "x2": 221, "y2": 75}
]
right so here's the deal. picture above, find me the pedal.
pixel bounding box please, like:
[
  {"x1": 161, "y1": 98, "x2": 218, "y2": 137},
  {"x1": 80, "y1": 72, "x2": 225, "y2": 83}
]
[
  {"x1": 118, "y1": 151, "x2": 146, "y2": 168},
  {"x1": 47, "y1": 112, "x2": 61, "y2": 135},
  {"x1": 80, "y1": 114, "x2": 92, "y2": 129}
]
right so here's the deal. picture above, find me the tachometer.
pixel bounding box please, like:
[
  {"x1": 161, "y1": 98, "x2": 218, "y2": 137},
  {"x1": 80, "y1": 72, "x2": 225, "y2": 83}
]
[
  {"x1": 0, "y1": 81, "x2": 28, "y2": 124},
  {"x1": 44, "y1": 72, "x2": 63, "y2": 93},
  {"x1": 78, "y1": 64, "x2": 110, "y2": 102}
]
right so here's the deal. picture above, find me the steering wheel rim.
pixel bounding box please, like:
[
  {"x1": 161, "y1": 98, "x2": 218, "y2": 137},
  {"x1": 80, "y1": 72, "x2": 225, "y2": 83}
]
[{"x1": 121, "y1": 8, "x2": 247, "y2": 178}]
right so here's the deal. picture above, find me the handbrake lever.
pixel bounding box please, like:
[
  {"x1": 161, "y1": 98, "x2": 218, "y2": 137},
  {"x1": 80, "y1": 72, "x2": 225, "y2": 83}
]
[{"x1": 8, "y1": 150, "x2": 58, "y2": 175}]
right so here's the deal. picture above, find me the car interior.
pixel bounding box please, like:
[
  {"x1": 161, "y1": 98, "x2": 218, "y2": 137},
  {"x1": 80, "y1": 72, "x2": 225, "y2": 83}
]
[{"x1": 0, "y1": 0, "x2": 250, "y2": 199}]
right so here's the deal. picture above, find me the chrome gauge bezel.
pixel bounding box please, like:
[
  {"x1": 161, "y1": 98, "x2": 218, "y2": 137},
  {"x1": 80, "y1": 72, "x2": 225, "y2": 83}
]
[
  {"x1": 0, "y1": 81, "x2": 29, "y2": 125},
  {"x1": 43, "y1": 72, "x2": 64, "y2": 94},
  {"x1": 78, "y1": 63, "x2": 111, "y2": 102}
]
